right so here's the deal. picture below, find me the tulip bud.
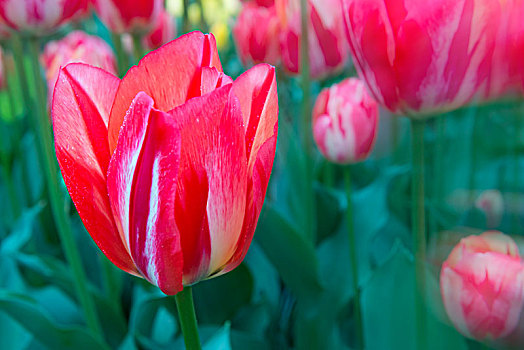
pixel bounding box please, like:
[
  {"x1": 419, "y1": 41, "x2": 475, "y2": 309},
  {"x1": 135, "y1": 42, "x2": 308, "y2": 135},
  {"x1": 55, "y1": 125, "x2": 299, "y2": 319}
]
[
  {"x1": 0, "y1": 0, "x2": 88, "y2": 35},
  {"x1": 342, "y1": 0, "x2": 523, "y2": 117},
  {"x1": 276, "y1": 0, "x2": 349, "y2": 78},
  {"x1": 440, "y1": 231, "x2": 524, "y2": 340},
  {"x1": 312, "y1": 77, "x2": 378, "y2": 164},
  {"x1": 142, "y1": 9, "x2": 176, "y2": 50},
  {"x1": 233, "y1": 2, "x2": 281, "y2": 67},
  {"x1": 475, "y1": 190, "x2": 504, "y2": 229},
  {"x1": 92, "y1": 0, "x2": 163, "y2": 34},
  {"x1": 41, "y1": 31, "x2": 117, "y2": 105}
]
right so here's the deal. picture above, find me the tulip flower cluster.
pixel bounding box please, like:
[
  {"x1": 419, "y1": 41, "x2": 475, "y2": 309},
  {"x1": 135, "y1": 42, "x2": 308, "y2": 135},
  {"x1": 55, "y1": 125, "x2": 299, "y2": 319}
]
[
  {"x1": 233, "y1": 0, "x2": 350, "y2": 78},
  {"x1": 441, "y1": 232, "x2": 524, "y2": 341},
  {"x1": 52, "y1": 32, "x2": 278, "y2": 295}
]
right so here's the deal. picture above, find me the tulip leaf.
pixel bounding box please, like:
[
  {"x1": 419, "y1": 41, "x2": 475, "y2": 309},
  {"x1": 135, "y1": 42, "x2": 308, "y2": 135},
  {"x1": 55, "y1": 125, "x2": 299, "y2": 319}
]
[
  {"x1": 203, "y1": 322, "x2": 232, "y2": 350},
  {"x1": 0, "y1": 290, "x2": 110, "y2": 350},
  {"x1": 361, "y1": 241, "x2": 467, "y2": 350},
  {"x1": 255, "y1": 204, "x2": 323, "y2": 301}
]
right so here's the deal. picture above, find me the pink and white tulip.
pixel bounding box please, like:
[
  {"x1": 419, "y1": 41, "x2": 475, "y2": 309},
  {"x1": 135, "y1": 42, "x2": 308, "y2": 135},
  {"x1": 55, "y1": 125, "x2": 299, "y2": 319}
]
[
  {"x1": 233, "y1": 2, "x2": 281, "y2": 66},
  {"x1": 0, "y1": 0, "x2": 88, "y2": 34},
  {"x1": 276, "y1": 0, "x2": 349, "y2": 78},
  {"x1": 42, "y1": 30, "x2": 117, "y2": 104},
  {"x1": 342, "y1": 0, "x2": 524, "y2": 116},
  {"x1": 312, "y1": 77, "x2": 378, "y2": 164},
  {"x1": 440, "y1": 231, "x2": 524, "y2": 340}
]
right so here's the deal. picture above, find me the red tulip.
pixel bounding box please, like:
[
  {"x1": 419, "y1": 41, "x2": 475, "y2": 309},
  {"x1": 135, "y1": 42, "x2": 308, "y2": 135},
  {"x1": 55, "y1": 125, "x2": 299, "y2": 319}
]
[
  {"x1": 0, "y1": 0, "x2": 88, "y2": 34},
  {"x1": 41, "y1": 30, "x2": 117, "y2": 104},
  {"x1": 142, "y1": 9, "x2": 176, "y2": 50},
  {"x1": 92, "y1": 0, "x2": 163, "y2": 34},
  {"x1": 276, "y1": 0, "x2": 349, "y2": 78},
  {"x1": 51, "y1": 32, "x2": 278, "y2": 295},
  {"x1": 440, "y1": 232, "x2": 524, "y2": 340},
  {"x1": 342, "y1": 0, "x2": 523, "y2": 116},
  {"x1": 312, "y1": 77, "x2": 378, "y2": 164},
  {"x1": 233, "y1": 2, "x2": 281, "y2": 66}
]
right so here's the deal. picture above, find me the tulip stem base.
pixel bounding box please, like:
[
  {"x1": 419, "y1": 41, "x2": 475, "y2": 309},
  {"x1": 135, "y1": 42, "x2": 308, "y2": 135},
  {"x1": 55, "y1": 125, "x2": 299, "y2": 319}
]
[
  {"x1": 299, "y1": 0, "x2": 316, "y2": 244},
  {"x1": 25, "y1": 37, "x2": 104, "y2": 340},
  {"x1": 131, "y1": 33, "x2": 145, "y2": 64},
  {"x1": 344, "y1": 168, "x2": 364, "y2": 350},
  {"x1": 175, "y1": 286, "x2": 202, "y2": 350},
  {"x1": 111, "y1": 33, "x2": 128, "y2": 77},
  {"x1": 411, "y1": 118, "x2": 427, "y2": 350}
]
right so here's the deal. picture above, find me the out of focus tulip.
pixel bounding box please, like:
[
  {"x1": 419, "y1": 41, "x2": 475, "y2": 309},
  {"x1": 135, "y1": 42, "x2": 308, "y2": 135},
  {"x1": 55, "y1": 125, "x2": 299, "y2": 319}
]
[
  {"x1": 241, "y1": 0, "x2": 274, "y2": 7},
  {"x1": 276, "y1": 0, "x2": 349, "y2": 78},
  {"x1": 0, "y1": 0, "x2": 88, "y2": 35},
  {"x1": 475, "y1": 190, "x2": 504, "y2": 229},
  {"x1": 440, "y1": 231, "x2": 524, "y2": 340},
  {"x1": 51, "y1": 31, "x2": 278, "y2": 295},
  {"x1": 342, "y1": 0, "x2": 523, "y2": 117},
  {"x1": 42, "y1": 31, "x2": 117, "y2": 104},
  {"x1": 312, "y1": 77, "x2": 378, "y2": 164},
  {"x1": 142, "y1": 9, "x2": 176, "y2": 50},
  {"x1": 233, "y1": 2, "x2": 280, "y2": 66},
  {"x1": 0, "y1": 17, "x2": 10, "y2": 40},
  {"x1": 92, "y1": 0, "x2": 163, "y2": 34}
]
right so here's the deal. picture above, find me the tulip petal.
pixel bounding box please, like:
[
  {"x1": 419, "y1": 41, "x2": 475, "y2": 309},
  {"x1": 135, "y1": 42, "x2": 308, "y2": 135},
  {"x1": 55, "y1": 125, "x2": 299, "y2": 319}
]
[
  {"x1": 168, "y1": 85, "x2": 248, "y2": 284},
  {"x1": 52, "y1": 63, "x2": 137, "y2": 275},
  {"x1": 107, "y1": 92, "x2": 183, "y2": 294},
  {"x1": 223, "y1": 63, "x2": 278, "y2": 272},
  {"x1": 108, "y1": 31, "x2": 222, "y2": 152}
]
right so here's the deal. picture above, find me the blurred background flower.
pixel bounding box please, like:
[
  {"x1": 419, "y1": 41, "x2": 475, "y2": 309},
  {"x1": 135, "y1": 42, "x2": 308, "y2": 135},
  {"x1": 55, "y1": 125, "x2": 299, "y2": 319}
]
[
  {"x1": 41, "y1": 30, "x2": 117, "y2": 105},
  {"x1": 440, "y1": 231, "x2": 524, "y2": 341},
  {"x1": 312, "y1": 77, "x2": 378, "y2": 164}
]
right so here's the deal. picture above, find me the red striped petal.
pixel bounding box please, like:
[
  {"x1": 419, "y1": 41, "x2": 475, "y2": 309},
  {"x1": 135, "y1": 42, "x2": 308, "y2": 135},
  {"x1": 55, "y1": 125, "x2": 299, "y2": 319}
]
[
  {"x1": 168, "y1": 85, "x2": 248, "y2": 284},
  {"x1": 106, "y1": 92, "x2": 183, "y2": 294},
  {"x1": 108, "y1": 31, "x2": 222, "y2": 152},
  {"x1": 52, "y1": 63, "x2": 137, "y2": 275},
  {"x1": 223, "y1": 63, "x2": 279, "y2": 273}
]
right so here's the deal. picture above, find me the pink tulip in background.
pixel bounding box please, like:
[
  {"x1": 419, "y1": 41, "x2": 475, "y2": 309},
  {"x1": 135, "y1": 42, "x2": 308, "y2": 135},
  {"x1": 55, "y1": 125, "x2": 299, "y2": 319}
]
[
  {"x1": 233, "y1": 2, "x2": 280, "y2": 67},
  {"x1": 242, "y1": 0, "x2": 275, "y2": 7},
  {"x1": 42, "y1": 30, "x2": 117, "y2": 104},
  {"x1": 0, "y1": 0, "x2": 88, "y2": 34},
  {"x1": 142, "y1": 9, "x2": 176, "y2": 50},
  {"x1": 342, "y1": 0, "x2": 523, "y2": 116},
  {"x1": 51, "y1": 32, "x2": 278, "y2": 295},
  {"x1": 92, "y1": 0, "x2": 162, "y2": 34},
  {"x1": 276, "y1": 0, "x2": 349, "y2": 78},
  {"x1": 440, "y1": 231, "x2": 524, "y2": 340},
  {"x1": 312, "y1": 77, "x2": 378, "y2": 164}
]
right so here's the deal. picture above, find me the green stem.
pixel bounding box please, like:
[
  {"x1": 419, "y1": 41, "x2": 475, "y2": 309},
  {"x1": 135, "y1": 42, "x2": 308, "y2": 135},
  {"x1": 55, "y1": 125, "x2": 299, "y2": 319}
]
[
  {"x1": 195, "y1": 0, "x2": 208, "y2": 32},
  {"x1": 512, "y1": 113, "x2": 521, "y2": 234},
  {"x1": 469, "y1": 111, "x2": 477, "y2": 205},
  {"x1": 344, "y1": 168, "x2": 364, "y2": 349},
  {"x1": 182, "y1": 0, "x2": 190, "y2": 33},
  {"x1": 111, "y1": 33, "x2": 128, "y2": 77},
  {"x1": 299, "y1": 0, "x2": 316, "y2": 243},
  {"x1": 323, "y1": 162, "x2": 334, "y2": 187},
  {"x1": 25, "y1": 37, "x2": 104, "y2": 341},
  {"x1": 131, "y1": 33, "x2": 144, "y2": 64},
  {"x1": 175, "y1": 286, "x2": 202, "y2": 350},
  {"x1": 430, "y1": 116, "x2": 445, "y2": 235},
  {"x1": 411, "y1": 118, "x2": 427, "y2": 350}
]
